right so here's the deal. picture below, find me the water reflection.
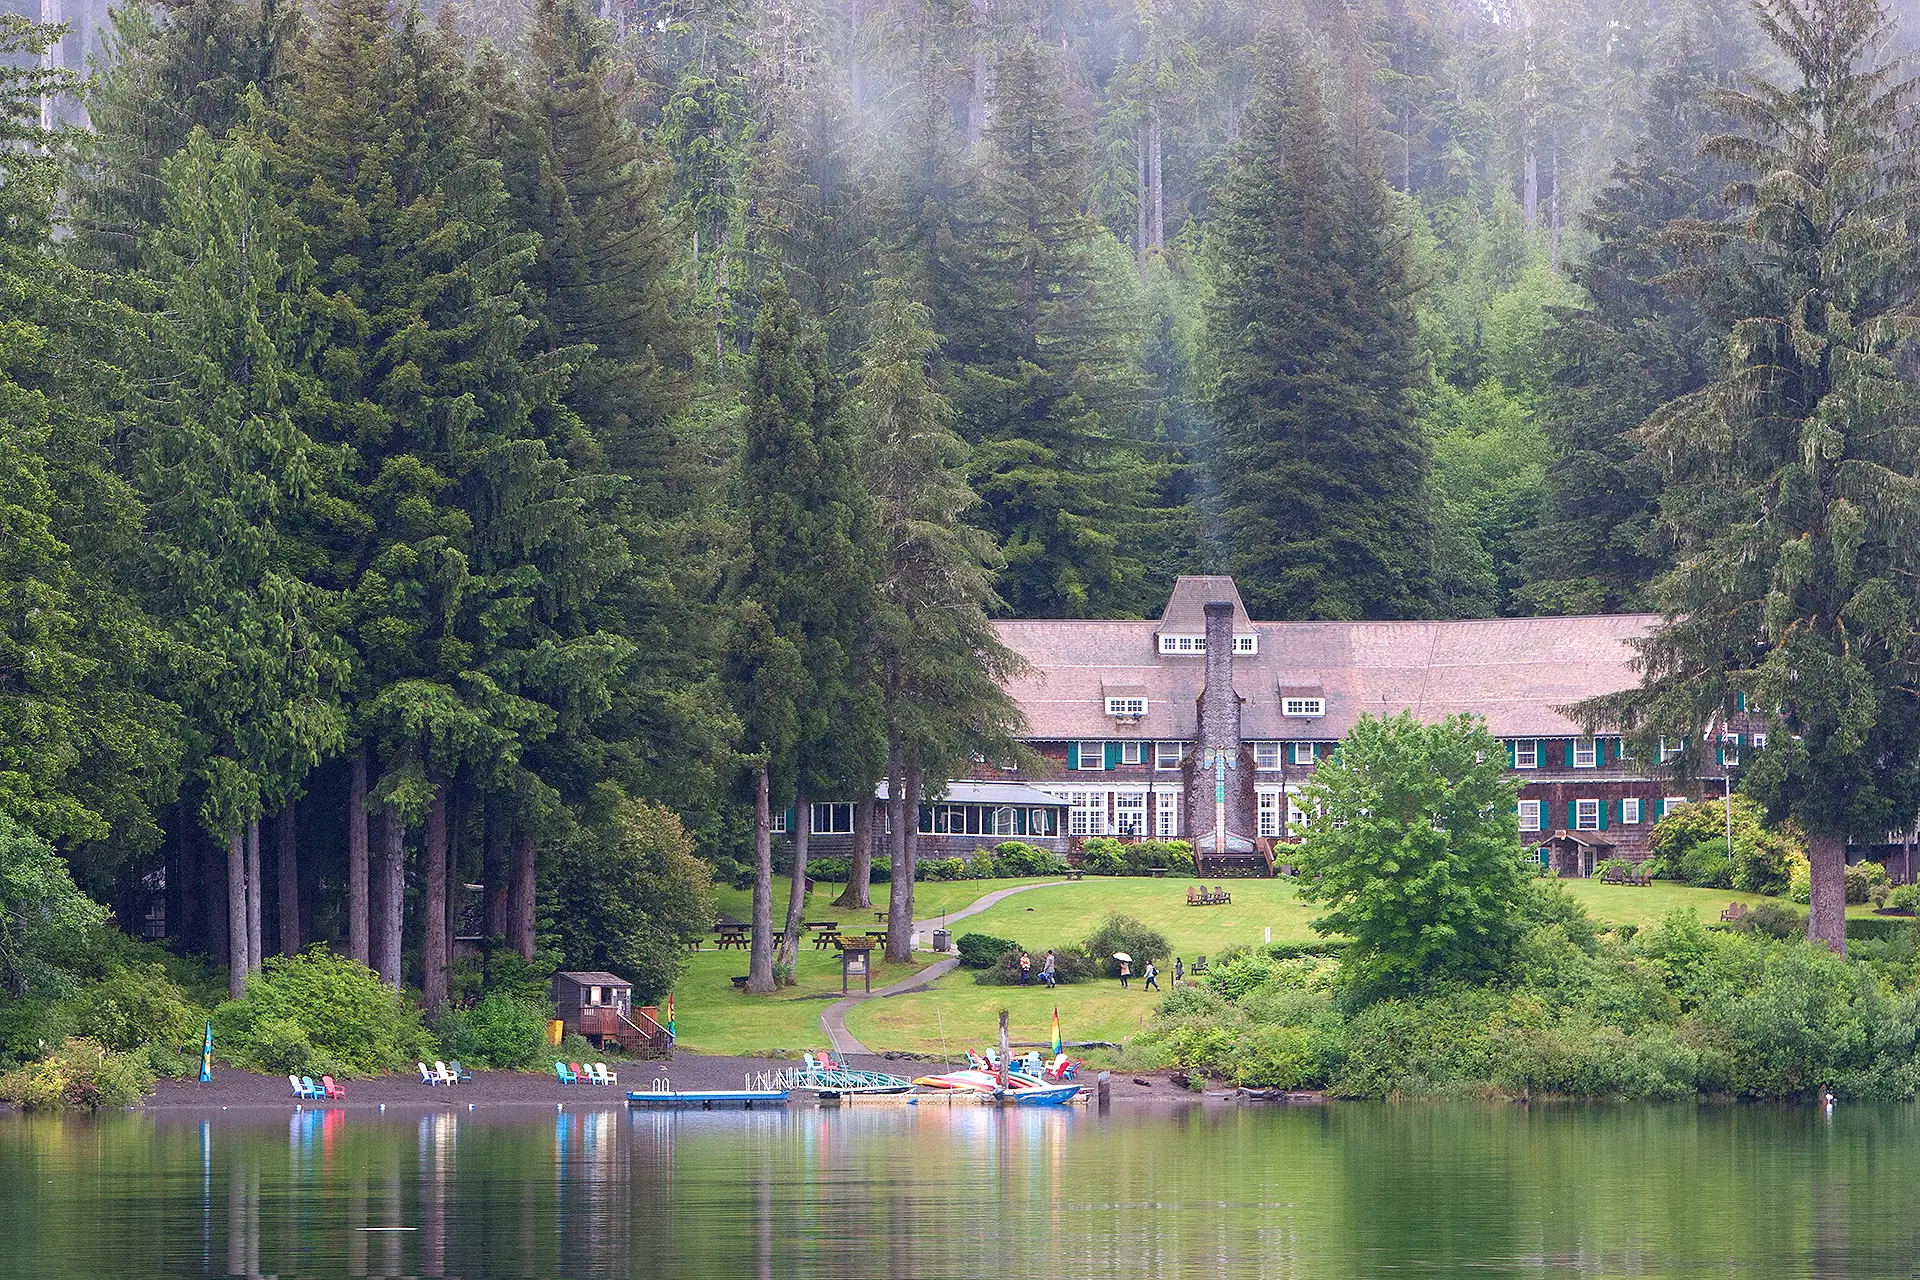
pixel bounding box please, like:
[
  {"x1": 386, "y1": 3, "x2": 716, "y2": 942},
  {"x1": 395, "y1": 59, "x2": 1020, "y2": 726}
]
[{"x1": 2, "y1": 1101, "x2": 1918, "y2": 1277}]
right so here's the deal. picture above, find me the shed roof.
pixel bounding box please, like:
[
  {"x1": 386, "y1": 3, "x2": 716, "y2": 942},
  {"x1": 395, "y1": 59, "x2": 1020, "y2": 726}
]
[
  {"x1": 994, "y1": 580, "x2": 1655, "y2": 740},
  {"x1": 556, "y1": 971, "x2": 631, "y2": 987}
]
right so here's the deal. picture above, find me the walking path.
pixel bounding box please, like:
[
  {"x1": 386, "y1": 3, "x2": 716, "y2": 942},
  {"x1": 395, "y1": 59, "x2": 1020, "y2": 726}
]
[{"x1": 820, "y1": 878, "x2": 1068, "y2": 1055}]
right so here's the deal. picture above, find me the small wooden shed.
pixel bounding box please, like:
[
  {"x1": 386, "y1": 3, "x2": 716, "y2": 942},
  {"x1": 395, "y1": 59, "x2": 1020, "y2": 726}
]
[{"x1": 552, "y1": 971, "x2": 672, "y2": 1055}]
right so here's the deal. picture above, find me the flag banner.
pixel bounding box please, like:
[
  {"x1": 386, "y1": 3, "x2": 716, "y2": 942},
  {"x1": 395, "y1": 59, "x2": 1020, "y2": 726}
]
[
  {"x1": 666, "y1": 993, "x2": 675, "y2": 1041},
  {"x1": 1050, "y1": 1007, "x2": 1061, "y2": 1056},
  {"x1": 199, "y1": 1020, "x2": 213, "y2": 1083}
]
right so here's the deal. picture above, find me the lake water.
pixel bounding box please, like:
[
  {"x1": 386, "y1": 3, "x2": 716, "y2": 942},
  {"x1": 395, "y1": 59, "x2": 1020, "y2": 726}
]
[{"x1": 1, "y1": 1099, "x2": 1913, "y2": 1278}]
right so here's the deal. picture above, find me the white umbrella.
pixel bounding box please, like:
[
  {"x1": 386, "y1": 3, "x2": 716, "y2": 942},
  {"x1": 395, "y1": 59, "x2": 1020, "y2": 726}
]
[{"x1": 1112, "y1": 952, "x2": 1131, "y2": 963}]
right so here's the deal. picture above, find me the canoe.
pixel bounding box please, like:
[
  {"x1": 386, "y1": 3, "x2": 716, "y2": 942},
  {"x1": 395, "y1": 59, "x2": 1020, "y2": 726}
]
[
  {"x1": 911, "y1": 1069, "x2": 1051, "y2": 1093},
  {"x1": 625, "y1": 1088, "x2": 789, "y2": 1109}
]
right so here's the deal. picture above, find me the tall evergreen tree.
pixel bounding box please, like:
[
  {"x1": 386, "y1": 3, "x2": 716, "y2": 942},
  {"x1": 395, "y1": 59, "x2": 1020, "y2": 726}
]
[
  {"x1": 1203, "y1": 28, "x2": 1431, "y2": 620},
  {"x1": 1581, "y1": 0, "x2": 1920, "y2": 953},
  {"x1": 1523, "y1": 40, "x2": 1742, "y2": 615},
  {"x1": 945, "y1": 36, "x2": 1157, "y2": 619}
]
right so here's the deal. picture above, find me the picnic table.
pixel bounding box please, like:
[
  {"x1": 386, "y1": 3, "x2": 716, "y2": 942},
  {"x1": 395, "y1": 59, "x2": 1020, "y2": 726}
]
[
  {"x1": 874, "y1": 910, "x2": 889, "y2": 923},
  {"x1": 806, "y1": 920, "x2": 841, "y2": 949},
  {"x1": 714, "y1": 925, "x2": 751, "y2": 950}
]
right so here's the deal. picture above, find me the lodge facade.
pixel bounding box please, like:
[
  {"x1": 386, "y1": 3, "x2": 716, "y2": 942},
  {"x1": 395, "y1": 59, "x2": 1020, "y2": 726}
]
[{"x1": 802, "y1": 575, "x2": 1749, "y2": 877}]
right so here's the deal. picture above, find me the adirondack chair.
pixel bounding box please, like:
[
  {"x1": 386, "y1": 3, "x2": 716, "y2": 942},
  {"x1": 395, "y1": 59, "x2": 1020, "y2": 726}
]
[
  {"x1": 568, "y1": 1063, "x2": 587, "y2": 1086},
  {"x1": 1214, "y1": 885, "x2": 1231, "y2": 904},
  {"x1": 290, "y1": 1074, "x2": 320, "y2": 1099},
  {"x1": 430, "y1": 1061, "x2": 458, "y2": 1085},
  {"x1": 1186, "y1": 886, "x2": 1200, "y2": 905},
  {"x1": 593, "y1": 1062, "x2": 619, "y2": 1086},
  {"x1": 447, "y1": 1061, "x2": 473, "y2": 1083},
  {"x1": 553, "y1": 1061, "x2": 578, "y2": 1085},
  {"x1": 321, "y1": 1075, "x2": 346, "y2": 1099},
  {"x1": 419, "y1": 1062, "x2": 443, "y2": 1085}
]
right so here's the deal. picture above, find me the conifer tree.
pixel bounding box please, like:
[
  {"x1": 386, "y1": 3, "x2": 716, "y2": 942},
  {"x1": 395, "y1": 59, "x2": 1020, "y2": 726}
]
[
  {"x1": 1524, "y1": 42, "x2": 1741, "y2": 615},
  {"x1": 1203, "y1": 27, "x2": 1431, "y2": 621},
  {"x1": 945, "y1": 36, "x2": 1156, "y2": 619},
  {"x1": 1580, "y1": 0, "x2": 1920, "y2": 953}
]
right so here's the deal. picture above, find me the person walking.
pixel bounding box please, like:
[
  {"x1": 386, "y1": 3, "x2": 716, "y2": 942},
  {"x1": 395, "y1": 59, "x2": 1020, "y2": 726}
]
[
  {"x1": 1143, "y1": 960, "x2": 1160, "y2": 992},
  {"x1": 1019, "y1": 952, "x2": 1032, "y2": 986},
  {"x1": 1041, "y1": 950, "x2": 1056, "y2": 988},
  {"x1": 1173, "y1": 956, "x2": 1184, "y2": 985},
  {"x1": 1119, "y1": 957, "x2": 1131, "y2": 989}
]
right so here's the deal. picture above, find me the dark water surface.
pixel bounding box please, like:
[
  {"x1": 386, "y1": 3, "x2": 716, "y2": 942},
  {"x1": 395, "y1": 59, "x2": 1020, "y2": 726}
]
[{"x1": 1, "y1": 1100, "x2": 1915, "y2": 1278}]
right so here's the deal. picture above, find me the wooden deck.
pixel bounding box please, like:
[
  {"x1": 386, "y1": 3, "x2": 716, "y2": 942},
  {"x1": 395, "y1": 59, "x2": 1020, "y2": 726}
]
[{"x1": 579, "y1": 1006, "x2": 672, "y2": 1058}]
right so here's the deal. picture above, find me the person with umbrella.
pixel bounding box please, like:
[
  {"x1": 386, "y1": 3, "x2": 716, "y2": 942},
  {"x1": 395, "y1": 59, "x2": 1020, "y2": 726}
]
[{"x1": 1114, "y1": 952, "x2": 1131, "y2": 989}]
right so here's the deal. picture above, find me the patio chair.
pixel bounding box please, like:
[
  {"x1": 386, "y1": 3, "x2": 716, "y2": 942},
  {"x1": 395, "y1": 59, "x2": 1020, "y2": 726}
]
[
  {"x1": 447, "y1": 1061, "x2": 473, "y2": 1083},
  {"x1": 290, "y1": 1073, "x2": 319, "y2": 1099},
  {"x1": 568, "y1": 1063, "x2": 587, "y2": 1086},
  {"x1": 593, "y1": 1062, "x2": 619, "y2": 1086},
  {"x1": 431, "y1": 1061, "x2": 459, "y2": 1085},
  {"x1": 419, "y1": 1062, "x2": 443, "y2": 1085},
  {"x1": 1186, "y1": 886, "x2": 1200, "y2": 905},
  {"x1": 1215, "y1": 885, "x2": 1231, "y2": 904},
  {"x1": 321, "y1": 1075, "x2": 346, "y2": 1100},
  {"x1": 301, "y1": 1075, "x2": 326, "y2": 1099},
  {"x1": 553, "y1": 1061, "x2": 578, "y2": 1085}
]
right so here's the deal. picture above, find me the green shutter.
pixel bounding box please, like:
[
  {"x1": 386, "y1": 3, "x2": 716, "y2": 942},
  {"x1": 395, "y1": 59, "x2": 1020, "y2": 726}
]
[
  {"x1": 1507, "y1": 741, "x2": 1517, "y2": 768},
  {"x1": 1066, "y1": 742, "x2": 1078, "y2": 770},
  {"x1": 1714, "y1": 741, "x2": 1724, "y2": 766},
  {"x1": 1565, "y1": 801, "x2": 1576, "y2": 830},
  {"x1": 1735, "y1": 692, "x2": 1746, "y2": 711},
  {"x1": 1104, "y1": 742, "x2": 1122, "y2": 770},
  {"x1": 1599, "y1": 800, "x2": 1611, "y2": 831},
  {"x1": 1563, "y1": 740, "x2": 1575, "y2": 767},
  {"x1": 1599, "y1": 738, "x2": 1610, "y2": 767},
  {"x1": 1656, "y1": 798, "x2": 1667, "y2": 820}
]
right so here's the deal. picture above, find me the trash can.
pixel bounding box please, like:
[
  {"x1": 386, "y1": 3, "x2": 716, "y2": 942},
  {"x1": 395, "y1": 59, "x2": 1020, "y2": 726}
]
[{"x1": 932, "y1": 929, "x2": 951, "y2": 953}]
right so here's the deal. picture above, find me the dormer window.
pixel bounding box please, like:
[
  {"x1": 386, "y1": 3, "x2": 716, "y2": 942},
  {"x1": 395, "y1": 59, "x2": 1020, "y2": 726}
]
[
  {"x1": 1233, "y1": 634, "x2": 1257, "y2": 654},
  {"x1": 1105, "y1": 696, "x2": 1147, "y2": 718},
  {"x1": 1282, "y1": 697, "x2": 1325, "y2": 718},
  {"x1": 1158, "y1": 633, "x2": 1257, "y2": 654}
]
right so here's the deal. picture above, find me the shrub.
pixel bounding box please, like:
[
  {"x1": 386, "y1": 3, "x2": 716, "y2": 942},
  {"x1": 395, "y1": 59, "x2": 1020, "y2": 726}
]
[
  {"x1": 0, "y1": 1037, "x2": 155, "y2": 1110},
  {"x1": 1887, "y1": 884, "x2": 1917, "y2": 914},
  {"x1": 962, "y1": 852, "x2": 997, "y2": 879},
  {"x1": 1202, "y1": 950, "x2": 1278, "y2": 1001},
  {"x1": 1084, "y1": 914, "x2": 1171, "y2": 976},
  {"x1": 1734, "y1": 901, "x2": 1806, "y2": 940},
  {"x1": 1232, "y1": 1023, "x2": 1341, "y2": 1089},
  {"x1": 449, "y1": 949, "x2": 558, "y2": 1008},
  {"x1": 247, "y1": 1017, "x2": 317, "y2": 1074},
  {"x1": 992, "y1": 842, "x2": 1068, "y2": 876},
  {"x1": 1651, "y1": 795, "x2": 1803, "y2": 895},
  {"x1": 434, "y1": 993, "x2": 554, "y2": 1070},
  {"x1": 955, "y1": 933, "x2": 1020, "y2": 969},
  {"x1": 213, "y1": 947, "x2": 430, "y2": 1077},
  {"x1": 1845, "y1": 861, "x2": 1891, "y2": 905},
  {"x1": 1079, "y1": 838, "x2": 1126, "y2": 875},
  {"x1": 917, "y1": 858, "x2": 965, "y2": 881},
  {"x1": 67, "y1": 962, "x2": 201, "y2": 1054},
  {"x1": 1678, "y1": 843, "x2": 1733, "y2": 889}
]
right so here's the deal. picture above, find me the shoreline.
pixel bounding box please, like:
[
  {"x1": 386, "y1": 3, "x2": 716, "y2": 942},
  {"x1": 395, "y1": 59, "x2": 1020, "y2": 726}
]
[{"x1": 137, "y1": 1056, "x2": 1211, "y2": 1109}]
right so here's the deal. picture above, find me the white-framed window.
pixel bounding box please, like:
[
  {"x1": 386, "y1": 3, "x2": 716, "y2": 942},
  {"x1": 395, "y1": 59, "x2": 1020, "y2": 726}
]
[
  {"x1": 1517, "y1": 799, "x2": 1543, "y2": 832},
  {"x1": 1257, "y1": 791, "x2": 1283, "y2": 838},
  {"x1": 1660, "y1": 737, "x2": 1684, "y2": 763},
  {"x1": 1664, "y1": 796, "x2": 1689, "y2": 816},
  {"x1": 1283, "y1": 697, "x2": 1326, "y2": 718},
  {"x1": 770, "y1": 809, "x2": 788, "y2": 834},
  {"x1": 1253, "y1": 741, "x2": 1281, "y2": 770},
  {"x1": 1114, "y1": 790, "x2": 1147, "y2": 837},
  {"x1": 1233, "y1": 634, "x2": 1257, "y2": 654},
  {"x1": 1514, "y1": 740, "x2": 1539, "y2": 769},
  {"x1": 1721, "y1": 734, "x2": 1740, "y2": 766},
  {"x1": 1105, "y1": 696, "x2": 1147, "y2": 718},
  {"x1": 1029, "y1": 808, "x2": 1059, "y2": 837},
  {"x1": 1615, "y1": 738, "x2": 1634, "y2": 761},
  {"x1": 1621, "y1": 798, "x2": 1642, "y2": 825},
  {"x1": 811, "y1": 802, "x2": 855, "y2": 835},
  {"x1": 1076, "y1": 742, "x2": 1105, "y2": 771},
  {"x1": 1573, "y1": 738, "x2": 1597, "y2": 768},
  {"x1": 1120, "y1": 741, "x2": 1145, "y2": 766},
  {"x1": 1154, "y1": 791, "x2": 1180, "y2": 837},
  {"x1": 1066, "y1": 791, "x2": 1107, "y2": 836},
  {"x1": 1751, "y1": 732, "x2": 1769, "y2": 749},
  {"x1": 1158, "y1": 634, "x2": 1206, "y2": 654},
  {"x1": 1576, "y1": 799, "x2": 1600, "y2": 831},
  {"x1": 1154, "y1": 741, "x2": 1184, "y2": 770},
  {"x1": 1291, "y1": 741, "x2": 1317, "y2": 766}
]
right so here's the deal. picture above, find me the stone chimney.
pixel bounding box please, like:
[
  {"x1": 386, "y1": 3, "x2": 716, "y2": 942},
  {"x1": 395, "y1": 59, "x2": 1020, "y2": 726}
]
[{"x1": 1186, "y1": 600, "x2": 1253, "y2": 855}]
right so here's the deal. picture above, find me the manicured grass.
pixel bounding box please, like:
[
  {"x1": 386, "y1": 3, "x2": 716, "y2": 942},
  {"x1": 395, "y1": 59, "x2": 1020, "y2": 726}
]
[
  {"x1": 843, "y1": 973, "x2": 1160, "y2": 1061},
  {"x1": 665, "y1": 946, "x2": 930, "y2": 1056},
  {"x1": 1559, "y1": 879, "x2": 1879, "y2": 929},
  {"x1": 923, "y1": 877, "x2": 1322, "y2": 957}
]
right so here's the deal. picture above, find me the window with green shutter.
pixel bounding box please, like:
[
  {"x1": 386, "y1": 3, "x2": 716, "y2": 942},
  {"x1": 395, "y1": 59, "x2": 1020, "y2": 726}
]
[
  {"x1": 1506, "y1": 740, "x2": 1517, "y2": 768},
  {"x1": 1564, "y1": 740, "x2": 1576, "y2": 767},
  {"x1": 1105, "y1": 742, "x2": 1123, "y2": 770},
  {"x1": 1566, "y1": 800, "x2": 1578, "y2": 829},
  {"x1": 1066, "y1": 742, "x2": 1078, "y2": 770}
]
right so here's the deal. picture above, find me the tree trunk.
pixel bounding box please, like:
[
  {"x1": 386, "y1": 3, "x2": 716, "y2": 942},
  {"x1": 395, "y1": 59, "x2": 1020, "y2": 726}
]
[
  {"x1": 1548, "y1": 138, "x2": 1561, "y2": 273},
  {"x1": 276, "y1": 799, "x2": 299, "y2": 956},
  {"x1": 226, "y1": 828, "x2": 250, "y2": 998},
  {"x1": 348, "y1": 749, "x2": 370, "y2": 966},
  {"x1": 1135, "y1": 122, "x2": 1148, "y2": 278},
  {"x1": 169, "y1": 804, "x2": 190, "y2": 945},
  {"x1": 508, "y1": 829, "x2": 536, "y2": 961},
  {"x1": 373, "y1": 804, "x2": 405, "y2": 986},
  {"x1": 422, "y1": 774, "x2": 449, "y2": 1015},
  {"x1": 484, "y1": 798, "x2": 509, "y2": 940},
  {"x1": 835, "y1": 795, "x2": 874, "y2": 909},
  {"x1": 1149, "y1": 104, "x2": 1164, "y2": 251},
  {"x1": 779, "y1": 786, "x2": 810, "y2": 969},
  {"x1": 448, "y1": 774, "x2": 468, "y2": 955},
  {"x1": 206, "y1": 823, "x2": 229, "y2": 971},
  {"x1": 747, "y1": 765, "x2": 777, "y2": 992},
  {"x1": 245, "y1": 817, "x2": 263, "y2": 974},
  {"x1": 1808, "y1": 831, "x2": 1847, "y2": 954},
  {"x1": 885, "y1": 753, "x2": 917, "y2": 964},
  {"x1": 1522, "y1": 130, "x2": 1539, "y2": 229}
]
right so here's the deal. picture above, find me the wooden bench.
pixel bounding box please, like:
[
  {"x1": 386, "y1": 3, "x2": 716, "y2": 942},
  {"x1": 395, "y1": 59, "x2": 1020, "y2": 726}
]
[
  {"x1": 1720, "y1": 901, "x2": 1749, "y2": 923},
  {"x1": 1065, "y1": 870, "x2": 1084, "y2": 881},
  {"x1": 731, "y1": 975, "x2": 750, "y2": 990}
]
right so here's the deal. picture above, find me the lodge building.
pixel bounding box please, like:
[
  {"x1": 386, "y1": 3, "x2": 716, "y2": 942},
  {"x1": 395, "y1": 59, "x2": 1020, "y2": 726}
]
[{"x1": 802, "y1": 576, "x2": 1747, "y2": 878}]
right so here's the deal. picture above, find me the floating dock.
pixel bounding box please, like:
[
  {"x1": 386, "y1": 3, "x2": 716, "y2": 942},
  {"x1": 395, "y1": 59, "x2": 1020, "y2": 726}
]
[{"x1": 626, "y1": 1077, "x2": 790, "y2": 1109}]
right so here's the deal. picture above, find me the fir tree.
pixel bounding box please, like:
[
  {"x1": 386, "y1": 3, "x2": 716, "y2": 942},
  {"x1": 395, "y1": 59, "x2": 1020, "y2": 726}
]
[
  {"x1": 1203, "y1": 28, "x2": 1431, "y2": 621},
  {"x1": 1580, "y1": 0, "x2": 1920, "y2": 953}
]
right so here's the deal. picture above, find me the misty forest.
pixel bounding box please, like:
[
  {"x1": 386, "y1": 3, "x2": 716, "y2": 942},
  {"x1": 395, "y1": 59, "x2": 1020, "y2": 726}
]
[{"x1": 8, "y1": 0, "x2": 1920, "y2": 1025}]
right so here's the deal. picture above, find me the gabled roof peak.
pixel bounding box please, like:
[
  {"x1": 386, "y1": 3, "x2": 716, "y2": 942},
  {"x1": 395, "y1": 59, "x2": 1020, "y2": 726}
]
[{"x1": 1158, "y1": 576, "x2": 1252, "y2": 630}]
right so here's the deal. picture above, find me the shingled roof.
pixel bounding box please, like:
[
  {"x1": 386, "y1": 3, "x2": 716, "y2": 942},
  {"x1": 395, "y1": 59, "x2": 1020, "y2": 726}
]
[{"x1": 994, "y1": 578, "x2": 1657, "y2": 740}]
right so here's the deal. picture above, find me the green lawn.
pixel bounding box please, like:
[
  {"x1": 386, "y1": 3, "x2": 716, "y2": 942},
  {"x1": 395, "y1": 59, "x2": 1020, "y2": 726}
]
[
  {"x1": 665, "y1": 946, "x2": 931, "y2": 1056},
  {"x1": 843, "y1": 973, "x2": 1160, "y2": 1061}
]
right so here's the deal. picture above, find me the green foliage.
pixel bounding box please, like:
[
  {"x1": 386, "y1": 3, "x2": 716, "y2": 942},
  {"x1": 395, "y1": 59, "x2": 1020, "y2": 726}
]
[
  {"x1": 0, "y1": 1036, "x2": 156, "y2": 1110},
  {"x1": 548, "y1": 792, "x2": 714, "y2": 1003},
  {"x1": 973, "y1": 946, "x2": 1099, "y2": 986},
  {"x1": 1079, "y1": 839, "x2": 1127, "y2": 875},
  {"x1": 0, "y1": 814, "x2": 108, "y2": 999},
  {"x1": 1295, "y1": 712, "x2": 1528, "y2": 994},
  {"x1": 1651, "y1": 797, "x2": 1803, "y2": 895},
  {"x1": 1083, "y1": 914, "x2": 1170, "y2": 976},
  {"x1": 448, "y1": 949, "x2": 558, "y2": 1008},
  {"x1": 67, "y1": 963, "x2": 200, "y2": 1055},
  {"x1": 990, "y1": 842, "x2": 1069, "y2": 876},
  {"x1": 213, "y1": 948, "x2": 429, "y2": 1076},
  {"x1": 955, "y1": 933, "x2": 1020, "y2": 969},
  {"x1": 916, "y1": 858, "x2": 964, "y2": 882},
  {"x1": 1845, "y1": 861, "x2": 1891, "y2": 906},
  {"x1": 433, "y1": 992, "x2": 555, "y2": 1070}
]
